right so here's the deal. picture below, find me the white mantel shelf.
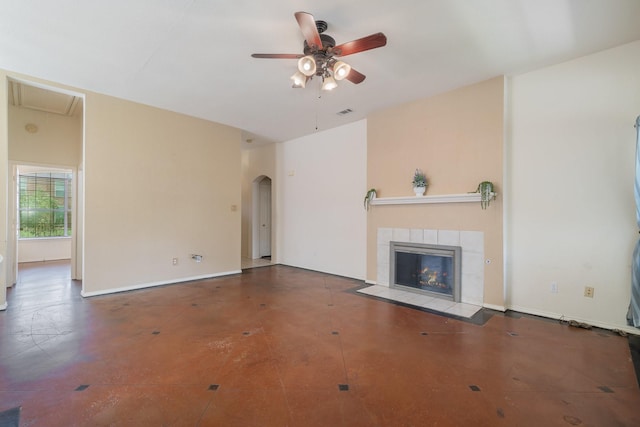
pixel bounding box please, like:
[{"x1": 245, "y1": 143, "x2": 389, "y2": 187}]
[{"x1": 369, "y1": 193, "x2": 496, "y2": 206}]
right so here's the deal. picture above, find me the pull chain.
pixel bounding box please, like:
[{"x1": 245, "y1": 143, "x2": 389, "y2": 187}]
[{"x1": 315, "y1": 89, "x2": 321, "y2": 131}]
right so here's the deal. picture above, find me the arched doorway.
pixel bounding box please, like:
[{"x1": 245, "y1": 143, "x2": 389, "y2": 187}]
[{"x1": 255, "y1": 176, "x2": 272, "y2": 259}]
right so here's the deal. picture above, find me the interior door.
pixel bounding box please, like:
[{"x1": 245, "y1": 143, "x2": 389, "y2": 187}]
[{"x1": 258, "y1": 179, "x2": 271, "y2": 257}]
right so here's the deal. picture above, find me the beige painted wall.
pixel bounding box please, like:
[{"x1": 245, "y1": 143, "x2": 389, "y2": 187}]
[
  {"x1": 367, "y1": 77, "x2": 505, "y2": 306},
  {"x1": 18, "y1": 238, "x2": 71, "y2": 262},
  {"x1": 83, "y1": 93, "x2": 241, "y2": 294},
  {"x1": 8, "y1": 105, "x2": 81, "y2": 165},
  {"x1": 1, "y1": 70, "x2": 241, "y2": 304},
  {"x1": 0, "y1": 71, "x2": 8, "y2": 308}
]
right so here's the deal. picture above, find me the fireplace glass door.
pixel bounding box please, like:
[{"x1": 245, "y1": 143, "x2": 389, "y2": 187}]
[{"x1": 390, "y1": 242, "x2": 461, "y2": 302}]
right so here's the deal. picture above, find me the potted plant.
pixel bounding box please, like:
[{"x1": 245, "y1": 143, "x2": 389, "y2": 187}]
[
  {"x1": 473, "y1": 181, "x2": 494, "y2": 209},
  {"x1": 412, "y1": 169, "x2": 427, "y2": 196},
  {"x1": 364, "y1": 188, "x2": 377, "y2": 210}
]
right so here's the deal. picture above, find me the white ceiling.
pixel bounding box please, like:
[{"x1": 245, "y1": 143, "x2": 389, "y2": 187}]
[{"x1": 2, "y1": 1, "x2": 639, "y2": 147}]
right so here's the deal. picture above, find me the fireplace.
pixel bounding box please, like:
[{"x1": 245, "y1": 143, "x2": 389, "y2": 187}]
[{"x1": 390, "y1": 241, "x2": 462, "y2": 302}]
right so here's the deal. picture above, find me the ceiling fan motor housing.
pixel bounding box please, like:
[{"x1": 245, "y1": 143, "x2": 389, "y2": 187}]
[
  {"x1": 303, "y1": 34, "x2": 336, "y2": 55},
  {"x1": 303, "y1": 31, "x2": 337, "y2": 76}
]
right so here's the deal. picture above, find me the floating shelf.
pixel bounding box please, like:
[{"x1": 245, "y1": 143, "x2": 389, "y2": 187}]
[{"x1": 369, "y1": 193, "x2": 496, "y2": 206}]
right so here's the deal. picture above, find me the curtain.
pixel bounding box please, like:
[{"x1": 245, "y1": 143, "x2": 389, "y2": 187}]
[{"x1": 628, "y1": 115, "x2": 640, "y2": 327}]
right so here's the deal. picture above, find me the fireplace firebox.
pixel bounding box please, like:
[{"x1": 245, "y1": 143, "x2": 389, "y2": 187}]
[{"x1": 390, "y1": 242, "x2": 462, "y2": 302}]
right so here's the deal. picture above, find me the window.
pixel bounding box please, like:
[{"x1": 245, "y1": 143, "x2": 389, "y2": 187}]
[{"x1": 19, "y1": 172, "x2": 72, "y2": 238}]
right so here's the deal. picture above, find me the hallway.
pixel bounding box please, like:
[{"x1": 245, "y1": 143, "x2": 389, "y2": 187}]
[{"x1": 1, "y1": 262, "x2": 639, "y2": 426}]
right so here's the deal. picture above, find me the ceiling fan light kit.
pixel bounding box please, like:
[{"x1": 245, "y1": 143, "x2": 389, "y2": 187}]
[
  {"x1": 252, "y1": 11, "x2": 387, "y2": 91},
  {"x1": 298, "y1": 56, "x2": 317, "y2": 76},
  {"x1": 290, "y1": 71, "x2": 308, "y2": 88},
  {"x1": 321, "y1": 75, "x2": 338, "y2": 91},
  {"x1": 332, "y1": 61, "x2": 351, "y2": 81}
]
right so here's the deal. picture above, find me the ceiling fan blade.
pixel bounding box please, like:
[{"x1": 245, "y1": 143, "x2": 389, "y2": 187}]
[
  {"x1": 334, "y1": 32, "x2": 387, "y2": 57},
  {"x1": 251, "y1": 53, "x2": 303, "y2": 59},
  {"x1": 295, "y1": 11, "x2": 323, "y2": 50},
  {"x1": 345, "y1": 68, "x2": 366, "y2": 84}
]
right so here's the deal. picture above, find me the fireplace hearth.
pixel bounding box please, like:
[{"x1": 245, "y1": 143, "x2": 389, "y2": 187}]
[{"x1": 390, "y1": 242, "x2": 461, "y2": 302}]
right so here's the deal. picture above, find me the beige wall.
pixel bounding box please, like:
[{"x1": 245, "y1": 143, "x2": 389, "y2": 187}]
[
  {"x1": 83, "y1": 93, "x2": 241, "y2": 294},
  {"x1": 18, "y1": 238, "x2": 71, "y2": 263},
  {"x1": 0, "y1": 71, "x2": 8, "y2": 308},
  {"x1": 8, "y1": 105, "x2": 81, "y2": 165},
  {"x1": 0, "y1": 70, "x2": 242, "y2": 304},
  {"x1": 367, "y1": 77, "x2": 505, "y2": 306}
]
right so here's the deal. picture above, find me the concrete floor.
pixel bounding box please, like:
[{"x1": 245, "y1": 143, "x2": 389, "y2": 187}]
[{"x1": 1, "y1": 260, "x2": 639, "y2": 426}]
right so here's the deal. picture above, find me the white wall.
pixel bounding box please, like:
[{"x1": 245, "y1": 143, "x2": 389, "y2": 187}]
[
  {"x1": 276, "y1": 120, "x2": 367, "y2": 280},
  {"x1": 507, "y1": 40, "x2": 640, "y2": 331}
]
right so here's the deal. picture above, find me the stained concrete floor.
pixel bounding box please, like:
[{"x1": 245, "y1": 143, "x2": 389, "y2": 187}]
[{"x1": 1, "y1": 260, "x2": 639, "y2": 426}]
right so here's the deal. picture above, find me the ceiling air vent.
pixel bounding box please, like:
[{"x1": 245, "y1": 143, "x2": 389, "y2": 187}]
[{"x1": 336, "y1": 108, "x2": 353, "y2": 116}]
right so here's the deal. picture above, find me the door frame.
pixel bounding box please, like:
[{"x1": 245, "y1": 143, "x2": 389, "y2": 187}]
[
  {"x1": 258, "y1": 177, "x2": 271, "y2": 257},
  {"x1": 4, "y1": 76, "x2": 85, "y2": 297},
  {"x1": 9, "y1": 163, "x2": 78, "y2": 285},
  {"x1": 251, "y1": 175, "x2": 272, "y2": 259}
]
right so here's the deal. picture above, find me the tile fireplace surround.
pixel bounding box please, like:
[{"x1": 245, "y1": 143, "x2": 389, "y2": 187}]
[{"x1": 362, "y1": 227, "x2": 485, "y2": 318}]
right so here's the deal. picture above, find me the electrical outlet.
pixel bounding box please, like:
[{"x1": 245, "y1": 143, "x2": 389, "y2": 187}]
[
  {"x1": 584, "y1": 286, "x2": 594, "y2": 298},
  {"x1": 172, "y1": 258, "x2": 178, "y2": 266},
  {"x1": 550, "y1": 282, "x2": 558, "y2": 293}
]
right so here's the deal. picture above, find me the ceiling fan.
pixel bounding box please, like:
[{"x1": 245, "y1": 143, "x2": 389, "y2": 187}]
[{"x1": 251, "y1": 11, "x2": 387, "y2": 90}]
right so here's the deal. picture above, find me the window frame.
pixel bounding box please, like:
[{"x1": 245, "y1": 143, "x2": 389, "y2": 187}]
[{"x1": 18, "y1": 171, "x2": 73, "y2": 239}]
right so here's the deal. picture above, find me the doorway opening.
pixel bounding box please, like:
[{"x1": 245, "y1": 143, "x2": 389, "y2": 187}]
[
  {"x1": 13, "y1": 165, "x2": 77, "y2": 289},
  {"x1": 257, "y1": 176, "x2": 272, "y2": 259},
  {"x1": 243, "y1": 175, "x2": 272, "y2": 270},
  {"x1": 5, "y1": 78, "x2": 84, "y2": 301}
]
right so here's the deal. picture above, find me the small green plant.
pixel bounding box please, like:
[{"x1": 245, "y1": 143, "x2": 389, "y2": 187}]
[
  {"x1": 473, "y1": 181, "x2": 494, "y2": 209},
  {"x1": 412, "y1": 169, "x2": 427, "y2": 187},
  {"x1": 364, "y1": 188, "x2": 377, "y2": 210}
]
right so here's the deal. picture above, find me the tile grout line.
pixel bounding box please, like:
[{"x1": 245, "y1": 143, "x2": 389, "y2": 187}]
[{"x1": 195, "y1": 398, "x2": 214, "y2": 426}]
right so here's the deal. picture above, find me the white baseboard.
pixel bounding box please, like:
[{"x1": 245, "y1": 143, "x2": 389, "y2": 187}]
[
  {"x1": 508, "y1": 304, "x2": 640, "y2": 336},
  {"x1": 80, "y1": 270, "x2": 242, "y2": 298},
  {"x1": 483, "y1": 303, "x2": 506, "y2": 312},
  {"x1": 0, "y1": 301, "x2": 7, "y2": 311},
  {"x1": 364, "y1": 280, "x2": 377, "y2": 285}
]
